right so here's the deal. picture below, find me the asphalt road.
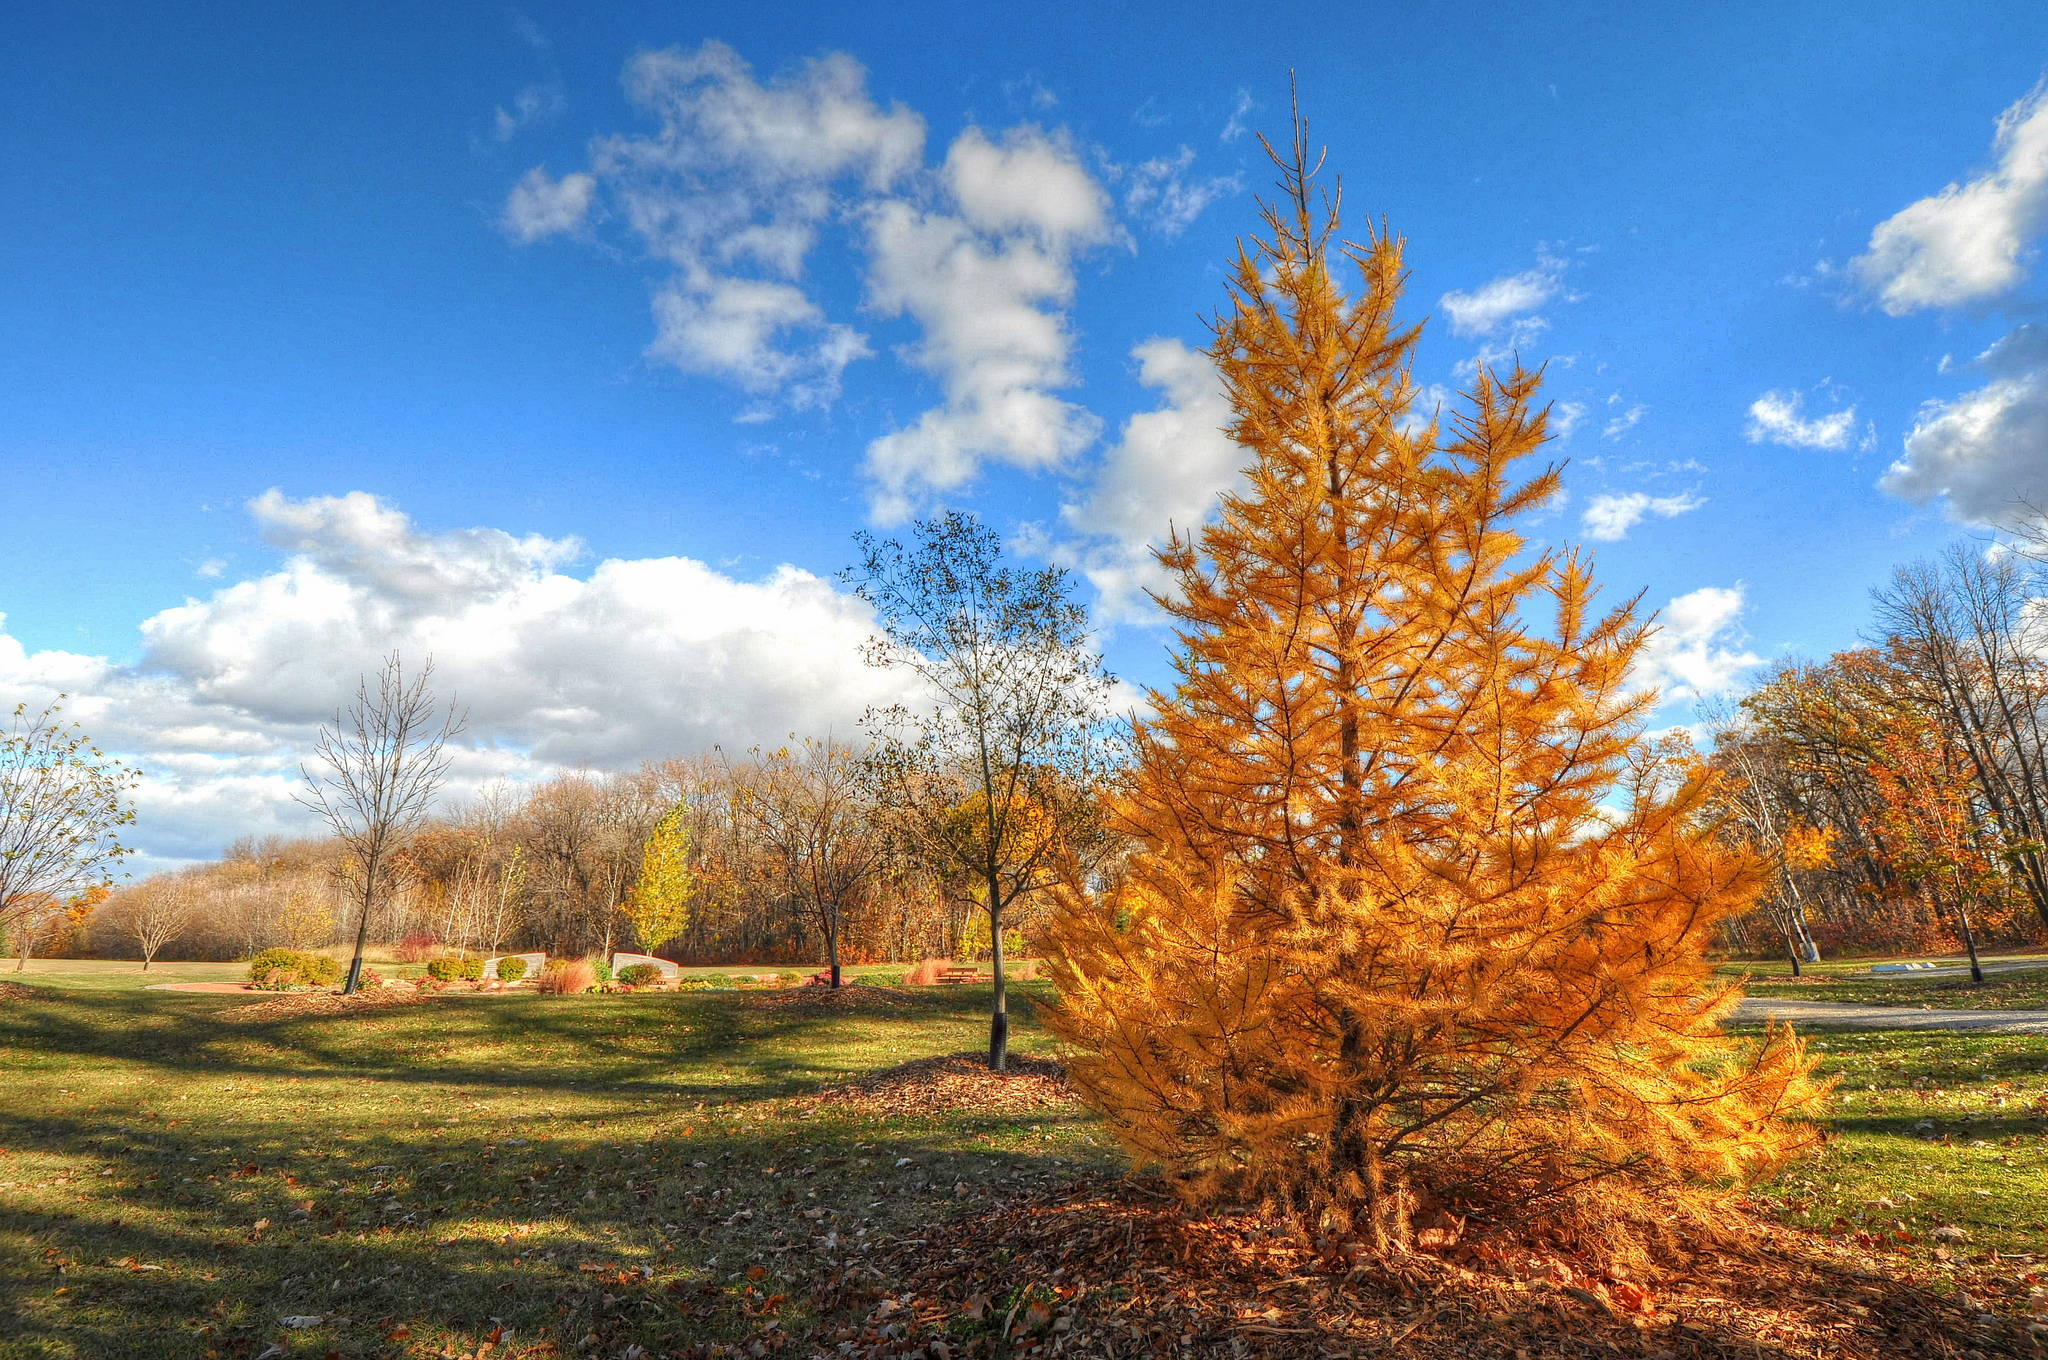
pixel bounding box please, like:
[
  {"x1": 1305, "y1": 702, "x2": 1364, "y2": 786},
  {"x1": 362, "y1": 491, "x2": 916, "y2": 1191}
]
[{"x1": 1732, "y1": 997, "x2": 2048, "y2": 1034}]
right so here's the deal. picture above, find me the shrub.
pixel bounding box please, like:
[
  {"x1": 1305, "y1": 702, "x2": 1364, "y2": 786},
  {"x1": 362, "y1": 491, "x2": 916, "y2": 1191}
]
[
  {"x1": 777, "y1": 971, "x2": 803, "y2": 985},
  {"x1": 590, "y1": 958, "x2": 613, "y2": 984},
  {"x1": 424, "y1": 956, "x2": 463, "y2": 982},
  {"x1": 460, "y1": 957, "x2": 485, "y2": 981},
  {"x1": 619, "y1": 963, "x2": 664, "y2": 986},
  {"x1": 494, "y1": 956, "x2": 529, "y2": 983},
  {"x1": 396, "y1": 932, "x2": 442, "y2": 964},
  {"x1": 246, "y1": 949, "x2": 340, "y2": 988},
  {"x1": 539, "y1": 958, "x2": 596, "y2": 995}
]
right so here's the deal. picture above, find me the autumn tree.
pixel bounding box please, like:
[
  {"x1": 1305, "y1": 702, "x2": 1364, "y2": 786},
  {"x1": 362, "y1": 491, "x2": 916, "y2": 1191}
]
[
  {"x1": 737, "y1": 738, "x2": 884, "y2": 988},
  {"x1": 1041, "y1": 123, "x2": 1819, "y2": 1262},
  {"x1": 624, "y1": 802, "x2": 694, "y2": 957},
  {"x1": 851, "y1": 512, "x2": 1113, "y2": 1069},
  {"x1": 0, "y1": 698, "x2": 136, "y2": 967}
]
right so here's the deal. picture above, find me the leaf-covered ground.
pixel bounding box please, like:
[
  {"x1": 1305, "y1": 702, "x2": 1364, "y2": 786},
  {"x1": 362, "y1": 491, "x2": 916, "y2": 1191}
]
[{"x1": 3, "y1": 978, "x2": 2045, "y2": 1358}]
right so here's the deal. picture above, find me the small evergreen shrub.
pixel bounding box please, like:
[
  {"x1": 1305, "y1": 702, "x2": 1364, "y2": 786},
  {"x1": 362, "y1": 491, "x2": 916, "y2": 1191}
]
[
  {"x1": 425, "y1": 956, "x2": 485, "y2": 982},
  {"x1": 494, "y1": 956, "x2": 529, "y2": 983},
  {"x1": 246, "y1": 949, "x2": 340, "y2": 987},
  {"x1": 619, "y1": 963, "x2": 664, "y2": 986},
  {"x1": 589, "y1": 958, "x2": 613, "y2": 984}
]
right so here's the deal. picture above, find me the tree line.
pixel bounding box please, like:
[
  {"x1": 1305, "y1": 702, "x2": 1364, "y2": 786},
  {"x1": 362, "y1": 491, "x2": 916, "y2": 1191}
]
[{"x1": 1706, "y1": 539, "x2": 2048, "y2": 974}]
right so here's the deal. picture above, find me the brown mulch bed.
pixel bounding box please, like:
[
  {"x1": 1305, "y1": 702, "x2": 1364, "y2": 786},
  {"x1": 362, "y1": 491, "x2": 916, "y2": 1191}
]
[
  {"x1": 804, "y1": 1052, "x2": 1073, "y2": 1119},
  {"x1": 791, "y1": 1176, "x2": 2017, "y2": 1359},
  {"x1": 0, "y1": 980, "x2": 42, "y2": 1003},
  {"x1": 742, "y1": 982, "x2": 916, "y2": 1013},
  {"x1": 215, "y1": 988, "x2": 428, "y2": 1023}
]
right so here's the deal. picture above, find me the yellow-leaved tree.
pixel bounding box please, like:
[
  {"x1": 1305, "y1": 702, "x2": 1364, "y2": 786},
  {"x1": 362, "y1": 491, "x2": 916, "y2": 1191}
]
[
  {"x1": 624, "y1": 803, "x2": 694, "y2": 955},
  {"x1": 1041, "y1": 123, "x2": 1822, "y2": 1265}
]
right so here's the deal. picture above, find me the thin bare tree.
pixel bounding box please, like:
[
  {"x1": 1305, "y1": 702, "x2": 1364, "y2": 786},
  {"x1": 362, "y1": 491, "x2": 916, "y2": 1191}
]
[
  {"x1": 737, "y1": 737, "x2": 885, "y2": 988},
  {"x1": 121, "y1": 874, "x2": 198, "y2": 971},
  {"x1": 299, "y1": 654, "x2": 464, "y2": 995}
]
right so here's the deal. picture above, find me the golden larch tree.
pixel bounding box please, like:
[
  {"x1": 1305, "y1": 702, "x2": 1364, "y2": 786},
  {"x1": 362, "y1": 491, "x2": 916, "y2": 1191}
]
[{"x1": 1041, "y1": 123, "x2": 1821, "y2": 1264}]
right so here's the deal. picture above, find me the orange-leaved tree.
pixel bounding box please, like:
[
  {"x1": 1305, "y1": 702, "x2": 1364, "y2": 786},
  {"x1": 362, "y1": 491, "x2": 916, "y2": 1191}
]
[{"x1": 1040, "y1": 121, "x2": 1821, "y2": 1264}]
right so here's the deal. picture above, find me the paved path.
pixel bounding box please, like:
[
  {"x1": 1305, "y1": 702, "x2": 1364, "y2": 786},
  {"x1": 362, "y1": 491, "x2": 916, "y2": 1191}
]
[
  {"x1": 1733, "y1": 997, "x2": 2048, "y2": 1033},
  {"x1": 146, "y1": 981, "x2": 257, "y2": 993}
]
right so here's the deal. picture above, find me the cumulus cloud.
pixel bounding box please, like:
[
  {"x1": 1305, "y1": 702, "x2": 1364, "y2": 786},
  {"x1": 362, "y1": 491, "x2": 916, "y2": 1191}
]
[
  {"x1": 1746, "y1": 388, "x2": 1860, "y2": 450},
  {"x1": 1581, "y1": 491, "x2": 1704, "y2": 541},
  {"x1": 1440, "y1": 253, "x2": 1565, "y2": 338},
  {"x1": 506, "y1": 41, "x2": 925, "y2": 408},
  {"x1": 859, "y1": 125, "x2": 1115, "y2": 521},
  {"x1": 1043, "y1": 337, "x2": 1240, "y2": 620},
  {"x1": 1220, "y1": 89, "x2": 1254, "y2": 143},
  {"x1": 1854, "y1": 83, "x2": 2048, "y2": 314},
  {"x1": 502, "y1": 167, "x2": 595, "y2": 242},
  {"x1": 1123, "y1": 146, "x2": 1240, "y2": 237},
  {"x1": 1631, "y1": 585, "x2": 1761, "y2": 704},
  {"x1": 1882, "y1": 323, "x2": 2048, "y2": 527},
  {"x1": 0, "y1": 493, "x2": 912, "y2": 865}
]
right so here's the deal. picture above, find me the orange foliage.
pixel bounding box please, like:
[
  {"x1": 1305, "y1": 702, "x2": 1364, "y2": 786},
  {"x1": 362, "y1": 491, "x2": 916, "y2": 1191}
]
[{"x1": 1042, "y1": 123, "x2": 1821, "y2": 1265}]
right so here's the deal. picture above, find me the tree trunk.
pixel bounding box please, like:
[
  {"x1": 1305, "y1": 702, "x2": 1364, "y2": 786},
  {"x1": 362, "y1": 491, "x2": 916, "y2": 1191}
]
[
  {"x1": 987, "y1": 893, "x2": 1008, "y2": 1072},
  {"x1": 343, "y1": 855, "x2": 377, "y2": 996},
  {"x1": 1957, "y1": 897, "x2": 1984, "y2": 985},
  {"x1": 827, "y1": 905, "x2": 843, "y2": 989}
]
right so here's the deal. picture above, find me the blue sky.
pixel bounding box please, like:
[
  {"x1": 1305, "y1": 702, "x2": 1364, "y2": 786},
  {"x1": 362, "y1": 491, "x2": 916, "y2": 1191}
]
[{"x1": 5, "y1": 2, "x2": 2047, "y2": 865}]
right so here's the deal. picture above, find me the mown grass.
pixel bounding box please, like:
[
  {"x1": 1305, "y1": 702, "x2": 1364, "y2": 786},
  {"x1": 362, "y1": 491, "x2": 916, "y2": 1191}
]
[
  {"x1": 0, "y1": 981, "x2": 1111, "y2": 1359},
  {"x1": 1719, "y1": 952, "x2": 2048, "y2": 1010},
  {"x1": 1742, "y1": 1027, "x2": 2048, "y2": 1263},
  {"x1": 6, "y1": 978, "x2": 2047, "y2": 1360}
]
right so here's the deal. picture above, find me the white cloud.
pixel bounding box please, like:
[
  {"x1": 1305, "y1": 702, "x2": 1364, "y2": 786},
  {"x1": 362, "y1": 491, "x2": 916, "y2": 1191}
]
[
  {"x1": 494, "y1": 83, "x2": 564, "y2": 142},
  {"x1": 507, "y1": 41, "x2": 925, "y2": 409},
  {"x1": 195, "y1": 558, "x2": 225, "y2": 579},
  {"x1": 1550, "y1": 400, "x2": 1586, "y2": 439},
  {"x1": 1631, "y1": 585, "x2": 1761, "y2": 704},
  {"x1": 0, "y1": 493, "x2": 912, "y2": 865},
  {"x1": 1440, "y1": 253, "x2": 1565, "y2": 338},
  {"x1": 501, "y1": 167, "x2": 595, "y2": 243},
  {"x1": 1745, "y1": 388, "x2": 1859, "y2": 450},
  {"x1": 1882, "y1": 323, "x2": 2048, "y2": 527},
  {"x1": 1601, "y1": 404, "x2": 1646, "y2": 440},
  {"x1": 859, "y1": 125, "x2": 1115, "y2": 521},
  {"x1": 1581, "y1": 490, "x2": 1704, "y2": 541},
  {"x1": 1046, "y1": 337, "x2": 1240, "y2": 620},
  {"x1": 1123, "y1": 147, "x2": 1240, "y2": 237},
  {"x1": 1854, "y1": 83, "x2": 2048, "y2": 314},
  {"x1": 1220, "y1": 89, "x2": 1254, "y2": 143}
]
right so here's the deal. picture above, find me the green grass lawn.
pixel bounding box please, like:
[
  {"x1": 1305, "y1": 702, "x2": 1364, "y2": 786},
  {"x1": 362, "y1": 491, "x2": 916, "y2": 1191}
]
[
  {"x1": 5, "y1": 959, "x2": 253, "y2": 992},
  {"x1": 1720, "y1": 952, "x2": 2048, "y2": 1009},
  {"x1": 0, "y1": 980, "x2": 1109, "y2": 1359},
  {"x1": 5, "y1": 976, "x2": 2046, "y2": 1360},
  {"x1": 1737, "y1": 1026, "x2": 2048, "y2": 1266}
]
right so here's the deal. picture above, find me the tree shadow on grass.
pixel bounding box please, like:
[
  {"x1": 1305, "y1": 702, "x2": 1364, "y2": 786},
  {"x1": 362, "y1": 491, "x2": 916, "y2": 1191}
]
[{"x1": 0, "y1": 983, "x2": 1091, "y2": 1358}]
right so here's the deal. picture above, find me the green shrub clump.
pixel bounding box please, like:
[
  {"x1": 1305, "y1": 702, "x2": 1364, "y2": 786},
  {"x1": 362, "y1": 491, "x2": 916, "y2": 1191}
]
[
  {"x1": 494, "y1": 956, "x2": 529, "y2": 983},
  {"x1": 619, "y1": 963, "x2": 665, "y2": 986},
  {"x1": 590, "y1": 958, "x2": 613, "y2": 984},
  {"x1": 246, "y1": 949, "x2": 340, "y2": 988},
  {"x1": 426, "y1": 956, "x2": 487, "y2": 982}
]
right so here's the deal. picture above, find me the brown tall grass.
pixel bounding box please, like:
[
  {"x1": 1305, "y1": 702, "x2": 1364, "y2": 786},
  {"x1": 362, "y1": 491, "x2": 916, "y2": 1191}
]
[{"x1": 538, "y1": 958, "x2": 596, "y2": 995}]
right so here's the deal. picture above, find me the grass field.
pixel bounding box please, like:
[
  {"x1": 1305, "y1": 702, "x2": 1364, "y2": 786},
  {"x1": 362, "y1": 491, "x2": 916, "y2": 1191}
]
[
  {"x1": 1720, "y1": 952, "x2": 2048, "y2": 1009},
  {"x1": 0, "y1": 980, "x2": 1109, "y2": 1359},
  {"x1": 3, "y1": 978, "x2": 2046, "y2": 1358}
]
